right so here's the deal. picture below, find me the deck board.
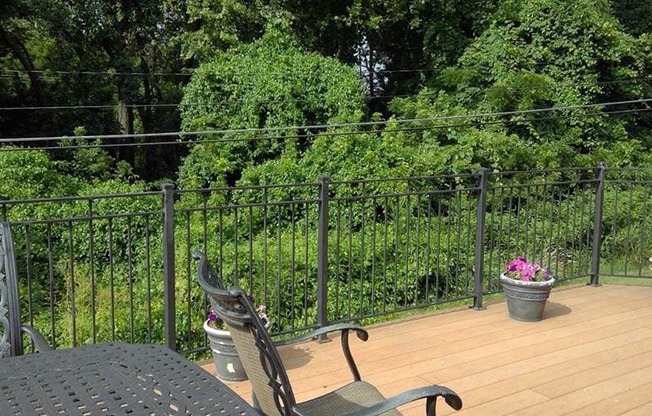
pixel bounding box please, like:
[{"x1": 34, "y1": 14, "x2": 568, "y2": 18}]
[{"x1": 200, "y1": 284, "x2": 652, "y2": 415}]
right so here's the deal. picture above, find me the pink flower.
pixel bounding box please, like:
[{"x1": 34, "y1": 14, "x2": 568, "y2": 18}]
[
  {"x1": 207, "y1": 309, "x2": 222, "y2": 329},
  {"x1": 207, "y1": 299, "x2": 271, "y2": 330},
  {"x1": 504, "y1": 257, "x2": 551, "y2": 282},
  {"x1": 507, "y1": 257, "x2": 527, "y2": 272},
  {"x1": 520, "y1": 264, "x2": 536, "y2": 281}
]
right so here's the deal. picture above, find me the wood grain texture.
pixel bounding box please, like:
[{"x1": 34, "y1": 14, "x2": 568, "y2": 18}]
[{"x1": 201, "y1": 284, "x2": 652, "y2": 416}]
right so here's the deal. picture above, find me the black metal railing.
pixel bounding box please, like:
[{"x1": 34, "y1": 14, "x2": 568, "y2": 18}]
[{"x1": 6, "y1": 165, "x2": 652, "y2": 354}]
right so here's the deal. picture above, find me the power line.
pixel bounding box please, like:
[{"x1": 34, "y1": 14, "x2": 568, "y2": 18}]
[
  {"x1": 6, "y1": 64, "x2": 648, "y2": 82},
  {"x1": 371, "y1": 68, "x2": 435, "y2": 74},
  {"x1": 3, "y1": 106, "x2": 650, "y2": 152},
  {"x1": 4, "y1": 66, "x2": 652, "y2": 86},
  {"x1": 0, "y1": 103, "x2": 179, "y2": 111},
  {"x1": 1, "y1": 68, "x2": 436, "y2": 78},
  {"x1": 1, "y1": 69, "x2": 192, "y2": 77},
  {"x1": 3, "y1": 74, "x2": 652, "y2": 112},
  {"x1": 0, "y1": 98, "x2": 649, "y2": 148},
  {"x1": 3, "y1": 96, "x2": 650, "y2": 142}
]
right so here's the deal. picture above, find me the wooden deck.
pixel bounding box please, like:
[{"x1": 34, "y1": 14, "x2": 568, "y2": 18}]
[{"x1": 201, "y1": 284, "x2": 652, "y2": 415}]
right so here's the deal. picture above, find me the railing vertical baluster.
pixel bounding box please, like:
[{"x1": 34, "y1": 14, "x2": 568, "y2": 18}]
[
  {"x1": 291, "y1": 203, "x2": 296, "y2": 325},
  {"x1": 24, "y1": 226, "x2": 33, "y2": 331},
  {"x1": 47, "y1": 224, "x2": 56, "y2": 348},
  {"x1": 145, "y1": 217, "x2": 153, "y2": 343},
  {"x1": 590, "y1": 163, "x2": 606, "y2": 287},
  {"x1": 162, "y1": 184, "x2": 176, "y2": 351},
  {"x1": 262, "y1": 187, "x2": 269, "y2": 308},
  {"x1": 108, "y1": 218, "x2": 115, "y2": 340},
  {"x1": 67, "y1": 221, "x2": 76, "y2": 347},
  {"x1": 473, "y1": 167, "x2": 489, "y2": 310},
  {"x1": 127, "y1": 218, "x2": 135, "y2": 343},
  {"x1": 87, "y1": 200, "x2": 96, "y2": 344},
  {"x1": 316, "y1": 176, "x2": 330, "y2": 339}
]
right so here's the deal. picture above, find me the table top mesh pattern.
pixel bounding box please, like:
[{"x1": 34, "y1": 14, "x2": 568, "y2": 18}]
[{"x1": 0, "y1": 342, "x2": 257, "y2": 416}]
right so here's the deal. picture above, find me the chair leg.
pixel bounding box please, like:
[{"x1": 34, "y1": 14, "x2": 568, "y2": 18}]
[{"x1": 426, "y1": 396, "x2": 437, "y2": 416}]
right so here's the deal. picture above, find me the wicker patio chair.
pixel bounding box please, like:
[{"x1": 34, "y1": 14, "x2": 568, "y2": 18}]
[
  {"x1": 0, "y1": 222, "x2": 51, "y2": 358},
  {"x1": 194, "y1": 251, "x2": 462, "y2": 416}
]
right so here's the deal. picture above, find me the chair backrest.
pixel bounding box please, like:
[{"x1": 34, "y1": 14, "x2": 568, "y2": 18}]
[
  {"x1": 0, "y1": 222, "x2": 24, "y2": 358},
  {"x1": 194, "y1": 252, "x2": 295, "y2": 416},
  {"x1": 193, "y1": 251, "x2": 226, "y2": 291}
]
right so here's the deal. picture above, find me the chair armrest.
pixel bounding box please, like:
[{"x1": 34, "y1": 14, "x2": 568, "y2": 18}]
[
  {"x1": 340, "y1": 385, "x2": 462, "y2": 416},
  {"x1": 275, "y1": 323, "x2": 369, "y2": 381},
  {"x1": 274, "y1": 323, "x2": 369, "y2": 346},
  {"x1": 21, "y1": 325, "x2": 52, "y2": 352}
]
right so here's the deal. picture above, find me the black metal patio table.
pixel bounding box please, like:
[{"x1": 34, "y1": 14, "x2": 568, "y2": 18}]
[{"x1": 0, "y1": 341, "x2": 258, "y2": 415}]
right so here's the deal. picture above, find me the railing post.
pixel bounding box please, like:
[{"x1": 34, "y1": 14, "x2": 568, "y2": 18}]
[
  {"x1": 590, "y1": 163, "x2": 606, "y2": 287},
  {"x1": 316, "y1": 176, "x2": 330, "y2": 340},
  {"x1": 162, "y1": 184, "x2": 177, "y2": 350},
  {"x1": 473, "y1": 167, "x2": 490, "y2": 310}
]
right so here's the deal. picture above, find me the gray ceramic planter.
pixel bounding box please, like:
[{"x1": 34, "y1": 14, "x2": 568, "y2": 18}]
[
  {"x1": 500, "y1": 274, "x2": 555, "y2": 322},
  {"x1": 203, "y1": 320, "x2": 248, "y2": 382}
]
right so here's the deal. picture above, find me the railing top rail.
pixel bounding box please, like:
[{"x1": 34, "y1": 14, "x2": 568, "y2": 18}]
[
  {"x1": 606, "y1": 167, "x2": 652, "y2": 173},
  {"x1": 606, "y1": 179, "x2": 652, "y2": 184},
  {"x1": 177, "y1": 199, "x2": 319, "y2": 213},
  {"x1": 0, "y1": 191, "x2": 160, "y2": 206},
  {"x1": 488, "y1": 167, "x2": 596, "y2": 176},
  {"x1": 10, "y1": 210, "x2": 163, "y2": 226},
  {"x1": 330, "y1": 187, "x2": 481, "y2": 202},
  {"x1": 176, "y1": 182, "x2": 320, "y2": 195},
  {"x1": 490, "y1": 178, "x2": 599, "y2": 191},
  {"x1": 329, "y1": 173, "x2": 480, "y2": 186}
]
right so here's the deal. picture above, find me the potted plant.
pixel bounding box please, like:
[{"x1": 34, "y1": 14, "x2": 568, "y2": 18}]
[
  {"x1": 500, "y1": 257, "x2": 555, "y2": 322},
  {"x1": 203, "y1": 297, "x2": 269, "y2": 382}
]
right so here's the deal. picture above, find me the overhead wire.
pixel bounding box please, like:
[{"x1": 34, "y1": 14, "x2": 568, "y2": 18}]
[
  {"x1": 1, "y1": 101, "x2": 649, "y2": 152},
  {"x1": 0, "y1": 67, "x2": 438, "y2": 78},
  {"x1": 6, "y1": 107, "x2": 651, "y2": 152},
  {"x1": 0, "y1": 64, "x2": 648, "y2": 79},
  {"x1": 2, "y1": 75, "x2": 651, "y2": 112},
  {"x1": 2, "y1": 96, "x2": 650, "y2": 143},
  {"x1": 0, "y1": 103, "x2": 180, "y2": 111},
  {"x1": 5, "y1": 65, "x2": 650, "y2": 84},
  {"x1": 0, "y1": 69, "x2": 192, "y2": 77}
]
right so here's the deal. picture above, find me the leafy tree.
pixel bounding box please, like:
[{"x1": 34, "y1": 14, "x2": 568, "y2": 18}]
[
  {"x1": 321, "y1": 0, "x2": 497, "y2": 115},
  {"x1": 0, "y1": 0, "x2": 66, "y2": 139},
  {"x1": 44, "y1": 0, "x2": 189, "y2": 179},
  {"x1": 183, "y1": 0, "x2": 276, "y2": 63},
  {"x1": 611, "y1": 0, "x2": 652, "y2": 37},
  {"x1": 0, "y1": 149, "x2": 83, "y2": 203},
  {"x1": 182, "y1": 1, "x2": 497, "y2": 117},
  {"x1": 179, "y1": 25, "x2": 367, "y2": 187},
  {"x1": 0, "y1": 0, "x2": 189, "y2": 180},
  {"x1": 391, "y1": 0, "x2": 650, "y2": 173}
]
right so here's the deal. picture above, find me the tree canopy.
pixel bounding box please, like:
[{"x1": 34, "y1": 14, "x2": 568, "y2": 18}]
[
  {"x1": 389, "y1": 0, "x2": 652, "y2": 172},
  {"x1": 178, "y1": 25, "x2": 366, "y2": 188},
  {"x1": 4, "y1": 0, "x2": 652, "y2": 356},
  {"x1": 1, "y1": 0, "x2": 651, "y2": 191}
]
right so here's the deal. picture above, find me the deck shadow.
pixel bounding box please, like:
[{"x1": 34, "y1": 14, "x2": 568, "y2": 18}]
[
  {"x1": 543, "y1": 301, "x2": 572, "y2": 318},
  {"x1": 279, "y1": 345, "x2": 313, "y2": 370}
]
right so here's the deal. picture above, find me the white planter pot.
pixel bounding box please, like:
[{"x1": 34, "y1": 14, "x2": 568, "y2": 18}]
[{"x1": 203, "y1": 320, "x2": 247, "y2": 382}]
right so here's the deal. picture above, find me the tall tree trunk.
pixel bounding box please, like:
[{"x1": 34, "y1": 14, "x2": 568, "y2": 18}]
[
  {"x1": 115, "y1": 73, "x2": 134, "y2": 167},
  {"x1": 118, "y1": 99, "x2": 134, "y2": 135},
  {"x1": 135, "y1": 58, "x2": 154, "y2": 178},
  {"x1": 0, "y1": 26, "x2": 43, "y2": 104}
]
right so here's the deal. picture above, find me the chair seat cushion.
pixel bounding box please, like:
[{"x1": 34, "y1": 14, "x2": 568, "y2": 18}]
[{"x1": 294, "y1": 380, "x2": 402, "y2": 416}]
